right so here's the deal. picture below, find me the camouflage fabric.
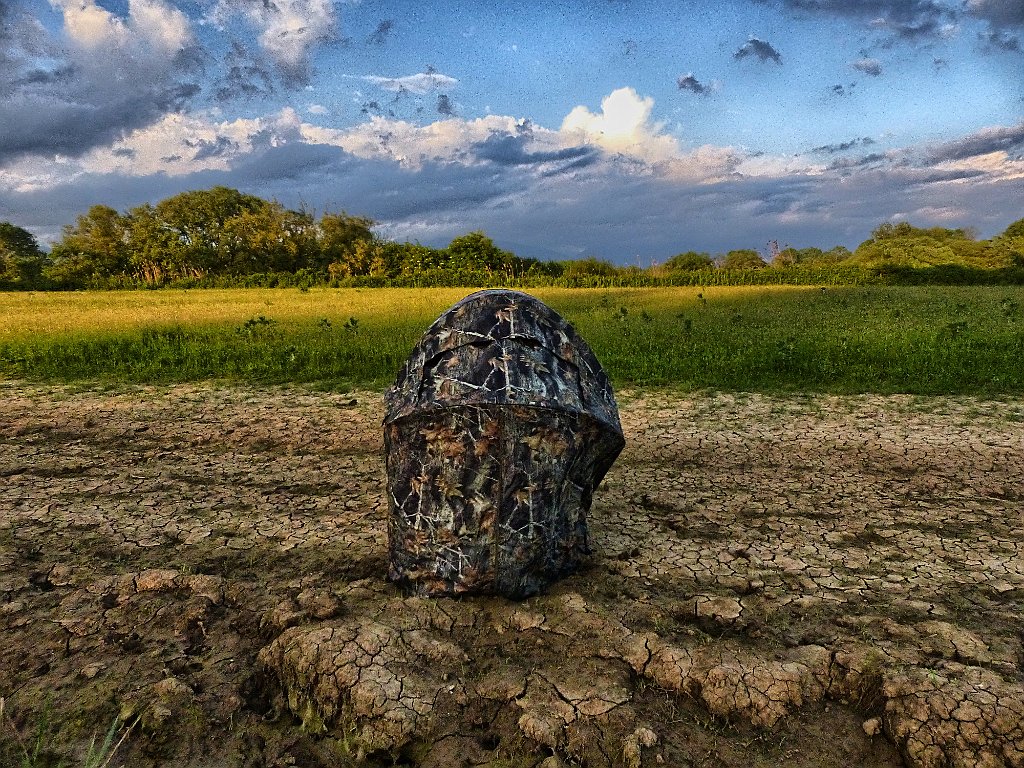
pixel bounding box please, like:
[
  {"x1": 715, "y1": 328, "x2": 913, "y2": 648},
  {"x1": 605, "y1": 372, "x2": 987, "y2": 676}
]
[{"x1": 384, "y1": 290, "x2": 625, "y2": 598}]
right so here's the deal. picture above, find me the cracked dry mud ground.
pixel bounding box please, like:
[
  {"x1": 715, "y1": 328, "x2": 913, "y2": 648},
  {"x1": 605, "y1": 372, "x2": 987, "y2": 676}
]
[{"x1": 1, "y1": 381, "x2": 1022, "y2": 768}]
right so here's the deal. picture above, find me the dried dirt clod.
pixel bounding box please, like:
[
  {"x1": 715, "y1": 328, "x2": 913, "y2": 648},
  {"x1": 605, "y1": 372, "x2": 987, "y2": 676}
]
[
  {"x1": 121, "y1": 676, "x2": 197, "y2": 735},
  {"x1": 79, "y1": 662, "x2": 105, "y2": 679},
  {"x1": 863, "y1": 717, "x2": 882, "y2": 737},
  {"x1": 695, "y1": 595, "x2": 744, "y2": 623},
  {"x1": 295, "y1": 588, "x2": 342, "y2": 620},
  {"x1": 623, "y1": 726, "x2": 659, "y2": 768},
  {"x1": 882, "y1": 664, "x2": 1024, "y2": 768},
  {"x1": 508, "y1": 610, "x2": 547, "y2": 631},
  {"x1": 518, "y1": 711, "x2": 565, "y2": 750},
  {"x1": 475, "y1": 672, "x2": 528, "y2": 702},
  {"x1": 916, "y1": 620, "x2": 994, "y2": 666},
  {"x1": 258, "y1": 618, "x2": 468, "y2": 755},
  {"x1": 134, "y1": 569, "x2": 181, "y2": 592}
]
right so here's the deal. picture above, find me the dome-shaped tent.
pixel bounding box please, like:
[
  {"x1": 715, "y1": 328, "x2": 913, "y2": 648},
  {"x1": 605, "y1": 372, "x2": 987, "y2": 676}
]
[{"x1": 384, "y1": 290, "x2": 625, "y2": 598}]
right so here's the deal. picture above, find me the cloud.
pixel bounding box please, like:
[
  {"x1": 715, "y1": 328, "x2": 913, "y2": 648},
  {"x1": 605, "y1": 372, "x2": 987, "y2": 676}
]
[
  {"x1": 966, "y1": 0, "x2": 1024, "y2": 29},
  {"x1": 19, "y1": 125, "x2": 1019, "y2": 258},
  {"x1": 853, "y1": 57, "x2": 883, "y2": 75},
  {"x1": 51, "y1": 0, "x2": 191, "y2": 54},
  {"x1": 366, "y1": 19, "x2": 394, "y2": 45},
  {"x1": 214, "y1": 42, "x2": 275, "y2": 102},
  {"x1": 734, "y1": 37, "x2": 782, "y2": 64},
  {"x1": 472, "y1": 132, "x2": 598, "y2": 170},
  {"x1": 560, "y1": 87, "x2": 683, "y2": 163},
  {"x1": 923, "y1": 121, "x2": 1024, "y2": 163},
  {"x1": 765, "y1": 0, "x2": 958, "y2": 46},
  {"x1": 186, "y1": 135, "x2": 240, "y2": 162},
  {"x1": 812, "y1": 137, "x2": 876, "y2": 154},
  {"x1": 677, "y1": 73, "x2": 707, "y2": 94},
  {"x1": 4, "y1": 84, "x2": 1023, "y2": 260},
  {"x1": 979, "y1": 29, "x2": 1022, "y2": 52},
  {"x1": 868, "y1": 14, "x2": 952, "y2": 44},
  {"x1": 436, "y1": 94, "x2": 455, "y2": 116},
  {"x1": 0, "y1": 0, "x2": 200, "y2": 163},
  {"x1": 360, "y1": 70, "x2": 458, "y2": 94},
  {"x1": 207, "y1": 0, "x2": 338, "y2": 85}
]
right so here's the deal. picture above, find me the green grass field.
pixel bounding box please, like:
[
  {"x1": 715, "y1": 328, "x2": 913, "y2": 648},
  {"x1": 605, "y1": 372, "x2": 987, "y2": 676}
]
[{"x1": 1, "y1": 285, "x2": 1022, "y2": 393}]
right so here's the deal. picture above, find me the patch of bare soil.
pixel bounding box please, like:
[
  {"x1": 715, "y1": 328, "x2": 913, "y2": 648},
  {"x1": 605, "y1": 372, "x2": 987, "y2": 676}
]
[{"x1": 1, "y1": 382, "x2": 1022, "y2": 767}]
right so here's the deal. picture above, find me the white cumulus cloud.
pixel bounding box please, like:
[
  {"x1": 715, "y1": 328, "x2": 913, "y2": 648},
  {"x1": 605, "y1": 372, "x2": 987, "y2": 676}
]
[
  {"x1": 208, "y1": 0, "x2": 338, "y2": 83},
  {"x1": 50, "y1": 0, "x2": 191, "y2": 58},
  {"x1": 560, "y1": 87, "x2": 681, "y2": 164}
]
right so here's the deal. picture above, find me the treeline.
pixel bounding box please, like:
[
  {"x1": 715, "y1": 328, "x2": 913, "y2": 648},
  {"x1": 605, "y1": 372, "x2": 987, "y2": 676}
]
[{"x1": 2, "y1": 187, "x2": 1023, "y2": 290}]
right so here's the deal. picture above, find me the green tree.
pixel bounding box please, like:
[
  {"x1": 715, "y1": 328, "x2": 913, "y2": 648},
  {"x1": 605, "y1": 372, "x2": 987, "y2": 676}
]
[
  {"x1": 224, "y1": 204, "x2": 317, "y2": 274},
  {"x1": 772, "y1": 246, "x2": 852, "y2": 266},
  {"x1": 663, "y1": 251, "x2": 714, "y2": 271},
  {"x1": 124, "y1": 204, "x2": 174, "y2": 284},
  {"x1": 994, "y1": 217, "x2": 1024, "y2": 267},
  {"x1": 720, "y1": 249, "x2": 766, "y2": 269},
  {"x1": 852, "y1": 221, "x2": 1001, "y2": 268},
  {"x1": 49, "y1": 205, "x2": 130, "y2": 278},
  {"x1": 317, "y1": 212, "x2": 376, "y2": 273},
  {"x1": 822, "y1": 245, "x2": 853, "y2": 263},
  {"x1": 1003, "y1": 217, "x2": 1024, "y2": 240},
  {"x1": 444, "y1": 231, "x2": 512, "y2": 273},
  {"x1": 0, "y1": 222, "x2": 47, "y2": 289},
  {"x1": 152, "y1": 187, "x2": 266, "y2": 276},
  {"x1": 562, "y1": 257, "x2": 619, "y2": 277}
]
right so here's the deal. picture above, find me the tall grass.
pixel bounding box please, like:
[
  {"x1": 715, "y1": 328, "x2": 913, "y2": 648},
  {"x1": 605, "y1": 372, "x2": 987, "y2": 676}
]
[{"x1": 1, "y1": 286, "x2": 1022, "y2": 393}]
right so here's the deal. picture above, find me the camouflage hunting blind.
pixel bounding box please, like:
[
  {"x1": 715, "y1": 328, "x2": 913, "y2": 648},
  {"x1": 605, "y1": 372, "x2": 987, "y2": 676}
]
[{"x1": 384, "y1": 289, "x2": 625, "y2": 598}]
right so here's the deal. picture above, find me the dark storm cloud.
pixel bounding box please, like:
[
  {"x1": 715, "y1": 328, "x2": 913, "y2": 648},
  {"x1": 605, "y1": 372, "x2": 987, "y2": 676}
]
[
  {"x1": 923, "y1": 122, "x2": 1024, "y2": 162},
  {"x1": 229, "y1": 141, "x2": 347, "y2": 181},
  {"x1": 186, "y1": 135, "x2": 239, "y2": 161},
  {"x1": 870, "y1": 15, "x2": 945, "y2": 44},
  {"x1": 966, "y1": 0, "x2": 1024, "y2": 29},
  {"x1": 979, "y1": 29, "x2": 1022, "y2": 52},
  {"x1": 0, "y1": 3, "x2": 202, "y2": 163},
  {"x1": 761, "y1": 0, "x2": 956, "y2": 45},
  {"x1": 214, "y1": 42, "x2": 275, "y2": 102},
  {"x1": 367, "y1": 19, "x2": 394, "y2": 45},
  {"x1": 11, "y1": 63, "x2": 77, "y2": 87},
  {"x1": 677, "y1": 73, "x2": 707, "y2": 93},
  {"x1": 770, "y1": 1, "x2": 949, "y2": 25},
  {"x1": 812, "y1": 137, "x2": 875, "y2": 154},
  {"x1": 112, "y1": 147, "x2": 136, "y2": 158},
  {"x1": 778, "y1": 0, "x2": 1022, "y2": 52},
  {"x1": 827, "y1": 152, "x2": 892, "y2": 170},
  {"x1": 734, "y1": 37, "x2": 782, "y2": 63},
  {"x1": 907, "y1": 168, "x2": 990, "y2": 184},
  {"x1": 472, "y1": 133, "x2": 598, "y2": 168},
  {"x1": 853, "y1": 57, "x2": 883, "y2": 75},
  {"x1": 437, "y1": 94, "x2": 455, "y2": 116},
  {"x1": 0, "y1": 82, "x2": 199, "y2": 164}
]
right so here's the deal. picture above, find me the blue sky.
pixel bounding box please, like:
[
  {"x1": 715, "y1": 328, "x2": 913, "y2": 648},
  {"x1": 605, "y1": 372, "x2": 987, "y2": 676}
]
[{"x1": 2, "y1": 0, "x2": 1022, "y2": 261}]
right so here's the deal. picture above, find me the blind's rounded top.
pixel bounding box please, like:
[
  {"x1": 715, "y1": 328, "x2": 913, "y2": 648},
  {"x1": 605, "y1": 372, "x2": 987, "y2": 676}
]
[{"x1": 384, "y1": 289, "x2": 621, "y2": 434}]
